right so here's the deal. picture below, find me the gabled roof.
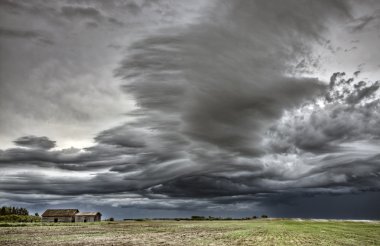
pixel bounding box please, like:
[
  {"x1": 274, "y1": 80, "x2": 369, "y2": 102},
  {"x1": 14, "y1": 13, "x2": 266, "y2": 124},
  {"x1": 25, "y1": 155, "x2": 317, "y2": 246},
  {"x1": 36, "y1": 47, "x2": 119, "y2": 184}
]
[
  {"x1": 75, "y1": 212, "x2": 101, "y2": 216},
  {"x1": 42, "y1": 209, "x2": 79, "y2": 217}
]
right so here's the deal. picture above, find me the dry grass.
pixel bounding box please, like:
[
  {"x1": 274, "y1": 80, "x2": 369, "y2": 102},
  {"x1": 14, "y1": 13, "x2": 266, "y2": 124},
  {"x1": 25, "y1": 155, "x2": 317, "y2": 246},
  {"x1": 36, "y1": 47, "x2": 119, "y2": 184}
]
[{"x1": 1, "y1": 219, "x2": 379, "y2": 245}]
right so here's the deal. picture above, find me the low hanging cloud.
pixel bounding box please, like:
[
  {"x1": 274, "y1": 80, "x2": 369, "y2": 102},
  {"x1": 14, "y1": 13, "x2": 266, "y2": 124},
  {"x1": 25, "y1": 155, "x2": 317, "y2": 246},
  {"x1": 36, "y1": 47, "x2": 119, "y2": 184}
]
[{"x1": 13, "y1": 136, "x2": 56, "y2": 150}]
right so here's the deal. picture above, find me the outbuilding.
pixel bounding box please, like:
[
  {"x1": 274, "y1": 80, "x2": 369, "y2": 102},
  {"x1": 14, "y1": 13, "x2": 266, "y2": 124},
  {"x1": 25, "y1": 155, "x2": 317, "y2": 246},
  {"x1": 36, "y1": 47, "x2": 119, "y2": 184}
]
[
  {"x1": 41, "y1": 209, "x2": 79, "y2": 223},
  {"x1": 75, "y1": 212, "x2": 102, "y2": 222}
]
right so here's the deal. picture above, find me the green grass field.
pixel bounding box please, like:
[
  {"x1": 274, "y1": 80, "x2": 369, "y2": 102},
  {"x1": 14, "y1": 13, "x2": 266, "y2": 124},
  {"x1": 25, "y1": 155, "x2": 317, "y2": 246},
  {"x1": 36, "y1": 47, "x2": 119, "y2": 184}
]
[{"x1": 1, "y1": 219, "x2": 379, "y2": 245}]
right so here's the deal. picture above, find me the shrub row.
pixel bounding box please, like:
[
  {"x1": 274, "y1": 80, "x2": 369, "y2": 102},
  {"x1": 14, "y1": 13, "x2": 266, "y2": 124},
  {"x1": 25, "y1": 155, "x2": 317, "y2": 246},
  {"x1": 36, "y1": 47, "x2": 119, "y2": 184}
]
[{"x1": 0, "y1": 215, "x2": 41, "y2": 222}]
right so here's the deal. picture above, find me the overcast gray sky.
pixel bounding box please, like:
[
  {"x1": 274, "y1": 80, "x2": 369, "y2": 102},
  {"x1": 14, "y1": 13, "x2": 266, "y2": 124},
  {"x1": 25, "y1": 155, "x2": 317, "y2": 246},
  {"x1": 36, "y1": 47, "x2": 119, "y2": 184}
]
[{"x1": 1, "y1": 0, "x2": 380, "y2": 219}]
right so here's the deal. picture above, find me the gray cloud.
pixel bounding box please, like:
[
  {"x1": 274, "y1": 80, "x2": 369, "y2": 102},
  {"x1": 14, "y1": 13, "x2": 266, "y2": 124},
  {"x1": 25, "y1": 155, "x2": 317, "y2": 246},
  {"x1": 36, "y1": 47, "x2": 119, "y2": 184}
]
[
  {"x1": 0, "y1": 27, "x2": 53, "y2": 44},
  {"x1": 2, "y1": 0, "x2": 380, "y2": 219},
  {"x1": 268, "y1": 73, "x2": 380, "y2": 154},
  {"x1": 0, "y1": 0, "x2": 29, "y2": 14},
  {"x1": 0, "y1": 27, "x2": 40, "y2": 38},
  {"x1": 349, "y1": 15, "x2": 376, "y2": 32},
  {"x1": 115, "y1": 0, "x2": 347, "y2": 157},
  {"x1": 60, "y1": 5, "x2": 124, "y2": 26},
  {"x1": 61, "y1": 6, "x2": 103, "y2": 20},
  {"x1": 13, "y1": 136, "x2": 56, "y2": 150}
]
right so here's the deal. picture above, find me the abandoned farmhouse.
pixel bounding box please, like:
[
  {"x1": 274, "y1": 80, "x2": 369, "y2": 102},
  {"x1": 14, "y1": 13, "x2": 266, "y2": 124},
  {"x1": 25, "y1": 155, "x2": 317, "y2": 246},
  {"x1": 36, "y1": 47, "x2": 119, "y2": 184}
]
[{"x1": 41, "y1": 209, "x2": 102, "y2": 222}]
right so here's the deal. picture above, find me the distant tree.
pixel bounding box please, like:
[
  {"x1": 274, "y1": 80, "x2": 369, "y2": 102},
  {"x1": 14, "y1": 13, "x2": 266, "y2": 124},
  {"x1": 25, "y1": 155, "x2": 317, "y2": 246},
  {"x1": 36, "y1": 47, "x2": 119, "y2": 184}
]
[
  {"x1": 35, "y1": 213, "x2": 39, "y2": 217},
  {"x1": 191, "y1": 216, "x2": 205, "y2": 220},
  {"x1": 252, "y1": 216, "x2": 257, "y2": 219},
  {"x1": 0, "y1": 214, "x2": 41, "y2": 222},
  {"x1": 109, "y1": 217, "x2": 114, "y2": 221},
  {"x1": 0, "y1": 206, "x2": 29, "y2": 216},
  {"x1": 0, "y1": 207, "x2": 5, "y2": 216},
  {"x1": 261, "y1": 215, "x2": 268, "y2": 218}
]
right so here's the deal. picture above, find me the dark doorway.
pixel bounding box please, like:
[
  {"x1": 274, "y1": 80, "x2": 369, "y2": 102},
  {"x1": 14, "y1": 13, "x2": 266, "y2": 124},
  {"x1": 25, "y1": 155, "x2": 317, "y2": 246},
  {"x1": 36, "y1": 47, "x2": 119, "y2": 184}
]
[
  {"x1": 84, "y1": 219, "x2": 87, "y2": 223},
  {"x1": 54, "y1": 218, "x2": 58, "y2": 223}
]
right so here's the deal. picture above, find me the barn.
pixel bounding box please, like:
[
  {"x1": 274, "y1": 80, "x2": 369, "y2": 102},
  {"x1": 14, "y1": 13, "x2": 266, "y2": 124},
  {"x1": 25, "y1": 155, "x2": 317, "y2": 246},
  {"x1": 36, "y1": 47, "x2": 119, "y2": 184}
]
[
  {"x1": 41, "y1": 209, "x2": 79, "y2": 223},
  {"x1": 75, "y1": 212, "x2": 102, "y2": 222}
]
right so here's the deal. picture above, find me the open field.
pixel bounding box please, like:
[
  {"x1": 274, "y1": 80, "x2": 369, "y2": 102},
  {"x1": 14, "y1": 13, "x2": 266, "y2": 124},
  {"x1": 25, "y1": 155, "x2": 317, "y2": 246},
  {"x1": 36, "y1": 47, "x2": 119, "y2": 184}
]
[{"x1": 1, "y1": 219, "x2": 379, "y2": 245}]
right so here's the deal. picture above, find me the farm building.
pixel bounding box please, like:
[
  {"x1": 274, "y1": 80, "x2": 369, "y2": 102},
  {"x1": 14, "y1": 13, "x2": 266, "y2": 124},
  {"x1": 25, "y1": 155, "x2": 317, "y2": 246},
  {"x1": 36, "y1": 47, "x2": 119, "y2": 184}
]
[
  {"x1": 41, "y1": 209, "x2": 102, "y2": 222},
  {"x1": 75, "y1": 212, "x2": 102, "y2": 222},
  {"x1": 41, "y1": 209, "x2": 79, "y2": 223}
]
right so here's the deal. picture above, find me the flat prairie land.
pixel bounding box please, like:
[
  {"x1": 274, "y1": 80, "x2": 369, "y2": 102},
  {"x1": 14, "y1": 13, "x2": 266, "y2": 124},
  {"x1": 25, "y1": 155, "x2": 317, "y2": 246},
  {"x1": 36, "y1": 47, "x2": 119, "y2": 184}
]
[{"x1": 1, "y1": 219, "x2": 379, "y2": 245}]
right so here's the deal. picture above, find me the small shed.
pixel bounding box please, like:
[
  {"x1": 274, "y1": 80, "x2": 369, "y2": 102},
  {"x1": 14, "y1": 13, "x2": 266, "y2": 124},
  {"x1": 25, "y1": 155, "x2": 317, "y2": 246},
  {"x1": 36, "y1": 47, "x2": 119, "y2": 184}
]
[
  {"x1": 75, "y1": 212, "x2": 102, "y2": 222},
  {"x1": 41, "y1": 209, "x2": 79, "y2": 222}
]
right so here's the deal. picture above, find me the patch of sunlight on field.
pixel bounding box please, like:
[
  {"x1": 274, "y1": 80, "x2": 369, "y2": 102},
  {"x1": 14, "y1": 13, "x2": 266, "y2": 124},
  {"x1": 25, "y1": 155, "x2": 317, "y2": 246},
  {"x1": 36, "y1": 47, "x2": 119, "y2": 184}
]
[{"x1": 0, "y1": 219, "x2": 379, "y2": 245}]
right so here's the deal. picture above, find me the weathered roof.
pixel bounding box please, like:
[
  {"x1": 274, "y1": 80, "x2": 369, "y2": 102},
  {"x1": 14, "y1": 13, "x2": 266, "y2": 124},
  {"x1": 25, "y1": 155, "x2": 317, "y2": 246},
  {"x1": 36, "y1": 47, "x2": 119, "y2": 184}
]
[
  {"x1": 42, "y1": 209, "x2": 79, "y2": 217},
  {"x1": 75, "y1": 212, "x2": 101, "y2": 216}
]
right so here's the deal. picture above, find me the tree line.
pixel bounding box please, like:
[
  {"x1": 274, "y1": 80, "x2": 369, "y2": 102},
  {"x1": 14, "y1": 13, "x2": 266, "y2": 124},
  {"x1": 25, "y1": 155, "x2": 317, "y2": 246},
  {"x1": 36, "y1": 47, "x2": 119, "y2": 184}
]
[{"x1": 0, "y1": 206, "x2": 29, "y2": 216}]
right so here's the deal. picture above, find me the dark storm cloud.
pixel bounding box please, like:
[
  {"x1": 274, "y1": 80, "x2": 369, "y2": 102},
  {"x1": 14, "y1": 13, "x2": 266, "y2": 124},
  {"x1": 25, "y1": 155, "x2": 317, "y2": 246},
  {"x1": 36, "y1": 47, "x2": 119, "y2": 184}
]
[
  {"x1": 0, "y1": 0, "x2": 33, "y2": 14},
  {"x1": 95, "y1": 125, "x2": 147, "y2": 148},
  {"x1": 13, "y1": 136, "x2": 56, "y2": 150},
  {"x1": 268, "y1": 73, "x2": 380, "y2": 154},
  {"x1": 0, "y1": 27, "x2": 53, "y2": 44},
  {"x1": 61, "y1": 6, "x2": 103, "y2": 20},
  {"x1": 349, "y1": 15, "x2": 376, "y2": 32},
  {"x1": 348, "y1": 10, "x2": 380, "y2": 33},
  {"x1": 0, "y1": 27, "x2": 39, "y2": 38},
  {"x1": 150, "y1": 151, "x2": 380, "y2": 199},
  {"x1": 1, "y1": 0, "x2": 349, "y2": 184},
  {"x1": 60, "y1": 5, "x2": 124, "y2": 26},
  {"x1": 0, "y1": 0, "x2": 22, "y2": 9},
  {"x1": 2, "y1": 0, "x2": 380, "y2": 219},
  {"x1": 0, "y1": 0, "x2": 125, "y2": 27},
  {"x1": 0, "y1": 0, "x2": 62, "y2": 21},
  {"x1": 0, "y1": 172, "x2": 137, "y2": 196},
  {"x1": 115, "y1": 0, "x2": 347, "y2": 156},
  {"x1": 346, "y1": 81, "x2": 379, "y2": 104},
  {"x1": 0, "y1": 143, "x2": 138, "y2": 171},
  {"x1": 347, "y1": 5, "x2": 380, "y2": 33}
]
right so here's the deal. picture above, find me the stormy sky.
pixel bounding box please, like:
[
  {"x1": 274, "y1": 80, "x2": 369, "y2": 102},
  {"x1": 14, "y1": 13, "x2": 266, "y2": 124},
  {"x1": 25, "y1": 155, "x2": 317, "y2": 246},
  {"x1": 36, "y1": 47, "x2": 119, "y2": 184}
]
[{"x1": 1, "y1": 0, "x2": 380, "y2": 219}]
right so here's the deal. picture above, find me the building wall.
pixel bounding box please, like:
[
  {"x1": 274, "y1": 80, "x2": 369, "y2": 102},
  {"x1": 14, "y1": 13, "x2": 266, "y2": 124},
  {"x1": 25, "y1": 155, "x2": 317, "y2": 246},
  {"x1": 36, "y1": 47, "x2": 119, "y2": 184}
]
[
  {"x1": 95, "y1": 214, "x2": 101, "y2": 221},
  {"x1": 75, "y1": 215, "x2": 101, "y2": 222},
  {"x1": 42, "y1": 216, "x2": 75, "y2": 223}
]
